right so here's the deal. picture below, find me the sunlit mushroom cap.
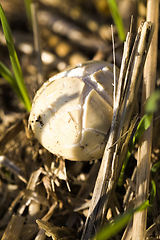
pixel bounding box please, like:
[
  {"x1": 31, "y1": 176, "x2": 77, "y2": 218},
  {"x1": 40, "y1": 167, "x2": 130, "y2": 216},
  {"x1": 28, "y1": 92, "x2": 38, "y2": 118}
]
[{"x1": 29, "y1": 61, "x2": 118, "y2": 161}]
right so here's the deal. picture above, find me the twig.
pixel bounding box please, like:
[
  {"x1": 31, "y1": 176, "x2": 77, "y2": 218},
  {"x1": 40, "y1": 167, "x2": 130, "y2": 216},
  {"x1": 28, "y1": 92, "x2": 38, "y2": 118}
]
[{"x1": 132, "y1": 0, "x2": 159, "y2": 239}]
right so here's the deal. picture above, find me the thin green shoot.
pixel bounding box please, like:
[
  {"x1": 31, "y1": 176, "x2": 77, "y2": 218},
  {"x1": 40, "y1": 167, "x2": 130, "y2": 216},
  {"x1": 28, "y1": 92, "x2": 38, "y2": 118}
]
[
  {"x1": 0, "y1": 4, "x2": 31, "y2": 111},
  {"x1": 147, "y1": 180, "x2": 156, "y2": 215},
  {"x1": 0, "y1": 61, "x2": 24, "y2": 104},
  {"x1": 23, "y1": 0, "x2": 32, "y2": 28},
  {"x1": 152, "y1": 161, "x2": 160, "y2": 173},
  {"x1": 145, "y1": 90, "x2": 160, "y2": 114},
  {"x1": 107, "y1": 0, "x2": 125, "y2": 41},
  {"x1": 150, "y1": 180, "x2": 156, "y2": 206},
  {"x1": 92, "y1": 200, "x2": 149, "y2": 240}
]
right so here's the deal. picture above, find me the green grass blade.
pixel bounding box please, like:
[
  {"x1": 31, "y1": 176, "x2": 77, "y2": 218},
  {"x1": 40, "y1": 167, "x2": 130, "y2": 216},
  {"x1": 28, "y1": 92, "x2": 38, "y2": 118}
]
[
  {"x1": 152, "y1": 161, "x2": 160, "y2": 173},
  {"x1": 133, "y1": 90, "x2": 160, "y2": 147},
  {"x1": 132, "y1": 114, "x2": 153, "y2": 147},
  {"x1": 118, "y1": 151, "x2": 131, "y2": 186},
  {"x1": 0, "y1": 61, "x2": 24, "y2": 103},
  {"x1": 107, "y1": 0, "x2": 125, "y2": 41},
  {"x1": 93, "y1": 201, "x2": 149, "y2": 240},
  {"x1": 23, "y1": 0, "x2": 32, "y2": 27},
  {"x1": 147, "y1": 180, "x2": 156, "y2": 215},
  {"x1": 0, "y1": 4, "x2": 31, "y2": 111},
  {"x1": 145, "y1": 90, "x2": 160, "y2": 114},
  {"x1": 150, "y1": 180, "x2": 156, "y2": 205}
]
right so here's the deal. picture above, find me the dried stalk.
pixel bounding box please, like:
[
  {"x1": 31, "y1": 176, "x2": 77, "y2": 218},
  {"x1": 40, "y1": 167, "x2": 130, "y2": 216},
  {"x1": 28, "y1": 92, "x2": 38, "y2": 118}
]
[
  {"x1": 31, "y1": 1, "x2": 44, "y2": 87},
  {"x1": 81, "y1": 21, "x2": 154, "y2": 240},
  {"x1": 132, "y1": 0, "x2": 159, "y2": 239}
]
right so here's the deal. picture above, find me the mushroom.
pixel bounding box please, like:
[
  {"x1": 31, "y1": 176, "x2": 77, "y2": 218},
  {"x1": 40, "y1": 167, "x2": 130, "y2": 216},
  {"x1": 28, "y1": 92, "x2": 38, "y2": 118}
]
[{"x1": 29, "y1": 61, "x2": 118, "y2": 161}]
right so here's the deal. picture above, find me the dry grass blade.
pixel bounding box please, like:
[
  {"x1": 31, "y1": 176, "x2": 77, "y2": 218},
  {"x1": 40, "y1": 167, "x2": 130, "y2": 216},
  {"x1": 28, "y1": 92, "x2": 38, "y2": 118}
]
[
  {"x1": 81, "y1": 21, "x2": 154, "y2": 240},
  {"x1": 31, "y1": 1, "x2": 43, "y2": 87},
  {"x1": 36, "y1": 219, "x2": 77, "y2": 239},
  {"x1": 1, "y1": 215, "x2": 25, "y2": 240},
  {"x1": 146, "y1": 215, "x2": 160, "y2": 238},
  {"x1": 132, "y1": 0, "x2": 159, "y2": 239},
  {"x1": 35, "y1": 202, "x2": 58, "y2": 240}
]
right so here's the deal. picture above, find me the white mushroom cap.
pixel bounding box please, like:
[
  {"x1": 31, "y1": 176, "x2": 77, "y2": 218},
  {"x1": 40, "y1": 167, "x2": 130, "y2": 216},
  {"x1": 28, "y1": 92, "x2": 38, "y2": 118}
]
[{"x1": 29, "y1": 61, "x2": 117, "y2": 161}]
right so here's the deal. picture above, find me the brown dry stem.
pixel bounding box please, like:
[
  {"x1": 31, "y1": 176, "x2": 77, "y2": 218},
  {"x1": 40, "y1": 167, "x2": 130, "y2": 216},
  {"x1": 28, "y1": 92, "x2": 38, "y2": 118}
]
[
  {"x1": 132, "y1": 0, "x2": 159, "y2": 240},
  {"x1": 1, "y1": 215, "x2": 25, "y2": 240},
  {"x1": 31, "y1": 1, "x2": 44, "y2": 87}
]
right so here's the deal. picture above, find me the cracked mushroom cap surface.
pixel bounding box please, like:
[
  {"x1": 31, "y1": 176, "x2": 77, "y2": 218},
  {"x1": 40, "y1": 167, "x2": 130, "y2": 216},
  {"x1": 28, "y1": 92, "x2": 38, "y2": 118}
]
[{"x1": 29, "y1": 61, "x2": 118, "y2": 161}]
